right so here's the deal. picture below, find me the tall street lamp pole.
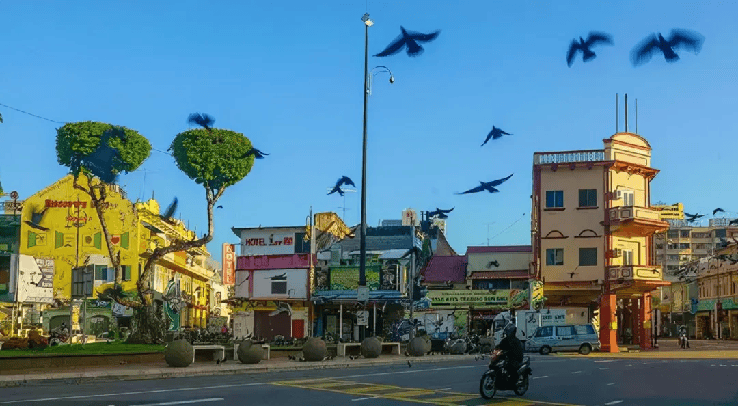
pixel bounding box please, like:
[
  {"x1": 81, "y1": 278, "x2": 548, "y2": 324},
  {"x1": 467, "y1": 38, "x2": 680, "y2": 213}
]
[{"x1": 360, "y1": 13, "x2": 372, "y2": 290}]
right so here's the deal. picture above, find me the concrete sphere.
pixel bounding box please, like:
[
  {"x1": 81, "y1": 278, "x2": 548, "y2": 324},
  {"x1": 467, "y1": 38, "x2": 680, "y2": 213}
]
[
  {"x1": 302, "y1": 337, "x2": 327, "y2": 361},
  {"x1": 361, "y1": 337, "x2": 382, "y2": 358},
  {"x1": 449, "y1": 340, "x2": 466, "y2": 354},
  {"x1": 408, "y1": 337, "x2": 427, "y2": 356},
  {"x1": 421, "y1": 335, "x2": 432, "y2": 353},
  {"x1": 238, "y1": 342, "x2": 263, "y2": 364},
  {"x1": 165, "y1": 339, "x2": 194, "y2": 368}
]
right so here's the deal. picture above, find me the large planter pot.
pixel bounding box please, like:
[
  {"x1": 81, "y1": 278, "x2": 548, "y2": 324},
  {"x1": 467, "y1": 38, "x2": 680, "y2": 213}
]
[
  {"x1": 449, "y1": 340, "x2": 466, "y2": 355},
  {"x1": 165, "y1": 339, "x2": 194, "y2": 368},
  {"x1": 408, "y1": 337, "x2": 427, "y2": 357},
  {"x1": 421, "y1": 335, "x2": 432, "y2": 353},
  {"x1": 361, "y1": 337, "x2": 382, "y2": 358},
  {"x1": 302, "y1": 337, "x2": 327, "y2": 361},
  {"x1": 238, "y1": 341, "x2": 263, "y2": 364}
]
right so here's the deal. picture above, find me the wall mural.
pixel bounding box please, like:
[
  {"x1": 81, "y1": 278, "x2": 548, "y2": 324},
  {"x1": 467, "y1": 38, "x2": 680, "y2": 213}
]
[{"x1": 329, "y1": 266, "x2": 381, "y2": 291}]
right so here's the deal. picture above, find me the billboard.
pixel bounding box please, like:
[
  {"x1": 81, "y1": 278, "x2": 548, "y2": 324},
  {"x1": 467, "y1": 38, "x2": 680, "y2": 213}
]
[
  {"x1": 16, "y1": 255, "x2": 54, "y2": 303},
  {"x1": 426, "y1": 290, "x2": 511, "y2": 308},
  {"x1": 240, "y1": 230, "x2": 297, "y2": 256},
  {"x1": 652, "y1": 203, "x2": 684, "y2": 220},
  {"x1": 222, "y1": 243, "x2": 235, "y2": 285}
]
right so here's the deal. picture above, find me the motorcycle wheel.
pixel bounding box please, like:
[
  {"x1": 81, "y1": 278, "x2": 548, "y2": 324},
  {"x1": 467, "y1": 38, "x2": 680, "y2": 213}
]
[
  {"x1": 479, "y1": 372, "x2": 497, "y2": 399},
  {"x1": 514, "y1": 375, "x2": 529, "y2": 396}
]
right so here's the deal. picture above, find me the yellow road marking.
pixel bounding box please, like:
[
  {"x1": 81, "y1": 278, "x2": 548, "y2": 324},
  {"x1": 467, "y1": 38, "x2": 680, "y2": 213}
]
[{"x1": 272, "y1": 378, "x2": 582, "y2": 406}]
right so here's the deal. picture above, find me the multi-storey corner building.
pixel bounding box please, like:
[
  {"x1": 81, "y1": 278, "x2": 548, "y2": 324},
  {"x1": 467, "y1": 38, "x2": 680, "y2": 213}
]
[
  {"x1": 695, "y1": 242, "x2": 738, "y2": 339},
  {"x1": 13, "y1": 174, "x2": 216, "y2": 336},
  {"x1": 532, "y1": 132, "x2": 669, "y2": 351}
]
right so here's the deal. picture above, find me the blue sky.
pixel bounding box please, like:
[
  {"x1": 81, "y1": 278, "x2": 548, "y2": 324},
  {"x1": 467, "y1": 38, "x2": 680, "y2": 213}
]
[{"x1": 0, "y1": 1, "x2": 737, "y2": 258}]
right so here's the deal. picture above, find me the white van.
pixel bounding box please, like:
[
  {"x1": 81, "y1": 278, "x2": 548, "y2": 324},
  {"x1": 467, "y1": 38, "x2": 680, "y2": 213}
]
[{"x1": 527, "y1": 324, "x2": 601, "y2": 355}]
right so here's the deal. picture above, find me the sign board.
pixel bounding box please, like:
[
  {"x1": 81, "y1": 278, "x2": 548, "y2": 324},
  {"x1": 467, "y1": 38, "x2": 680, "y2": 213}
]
[
  {"x1": 3, "y1": 200, "x2": 23, "y2": 214},
  {"x1": 222, "y1": 243, "x2": 235, "y2": 286},
  {"x1": 426, "y1": 290, "x2": 510, "y2": 308},
  {"x1": 357, "y1": 286, "x2": 370, "y2": 302},
  {"x1": 240, "y1": 230, "x2": 297, "y2": 256},
  {"x1": 356, "y1": 310, "x2": 369, "y2": 326},
  {"x1": 652, "y1": 203, "x2": 684, "y2": 220}
]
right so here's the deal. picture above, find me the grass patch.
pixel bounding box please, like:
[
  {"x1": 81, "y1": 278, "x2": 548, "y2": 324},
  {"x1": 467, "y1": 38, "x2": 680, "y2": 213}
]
[{"x1": 0, "y1": 341, "x2": 166, "y2": 357}]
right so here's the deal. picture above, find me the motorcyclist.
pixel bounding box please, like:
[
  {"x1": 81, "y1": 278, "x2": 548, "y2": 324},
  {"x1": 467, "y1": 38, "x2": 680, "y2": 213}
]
[{"x1": 494, "y1": 323, "x2": 524, "y2": 384}]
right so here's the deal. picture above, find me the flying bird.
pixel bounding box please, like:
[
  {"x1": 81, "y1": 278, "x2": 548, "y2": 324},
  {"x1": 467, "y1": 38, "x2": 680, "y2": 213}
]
[
  {"x1": 328, "y1": 176, "x2": 355, "y2": 196},
  {"x1": 455, "y1": 174, "x2": 514, "y2": 195},
  {"x1": 685, "y1": 212, "x2": 704, "y2": 222},
  {"x1": 162, "y1": 197, "x2": 178, "y2": 220},
  {"x1": 566, "y1": 31, "x2": 614, "y2": 67},
  {"x1": 730, "y1": 219, "x2": 738, "y2": 226},
  {"x1": 427, "y1": 207, "x2": 454, "y2": 219},
  {"x1": 216, "y1": 205, "x2": 223, "y2": 209},
  {"x1": 481, "y1": 125, "x2": 511, "y2": 146},
  {"x1": 713, "y1": 208, "x2": 725, "y2": 216},
  {"x1": 630, "y1": 29, "x2": 704, "y2": 66},
  {"x1": 245, "y1": 147, "x2": 268, "y2": 159},
  {"x1": 25, "y1": 206, "x2": 49, "y2": 231},
  {"x1": 188, "y1": 113, "x2": 215, "y2": 130},
  {"x1": 375, "y1": 26, "x2": 440, "y2": 58},
  {"x1": 487, "y1": 260, "x2": 499, "y2": 268}
]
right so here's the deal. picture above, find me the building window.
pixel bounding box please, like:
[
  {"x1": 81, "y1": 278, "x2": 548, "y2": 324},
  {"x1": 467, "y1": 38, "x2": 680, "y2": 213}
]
[
  {"x1": 95, "y1": 265, "x2": 107, "y2": 281},
  {"x1": 545, "y1": 191, "x2": 564, "y2": 208},
  {"x1": 714, "y1": 229, "x2": 727, "y2": 239},
  {"x1": 667, "y1": 231, "x2": 679, "y2": 239},
  {"x1": 668, "y1": 255, "x2": 679, "y2": 261},
  {"x1": 578, "y1": 189, "x2": 598, "y2": 207},
  {"x1": 680, "y1": 230, "x2": 690, "y2": 238},
  {"x1": 620, "y1": 190, "x2": 634, "y2": 206},
  {"x1": 579, "y1": 248, "x2": 598, "y2": 266},
  {"x1": 511, "y1": 280, "x2": 528, "y2": 290},
  {"x1": 546, "y1": 248, "x2": 564, "y2": 265},
  {"x1": 123, "y1": 265, "x2": 132, "y2": 281},
  {"x1": 622, "y1": 250, "x2": 634, "y2": 265},
  {"x1": 679, "y1": 243, "x2": 690, "y2": 249},
  {"x1": 271, "y1": 279, "x2": 287, "y2": 294},
  {"x1": 0, "y1": 256, "x2": 10, "y2": 294},
  {"x1": 656, "y1": 244, "x2": 664, "y2": 250}
]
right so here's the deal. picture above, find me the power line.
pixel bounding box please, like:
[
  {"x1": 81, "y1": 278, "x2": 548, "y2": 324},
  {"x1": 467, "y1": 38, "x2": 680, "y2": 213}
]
[
  {"x1": 489, "y1": 213, "x2": 527, "y2": 241},
  {"x1": 0, "y1": 102, "x2": 66, "y2": 124}
]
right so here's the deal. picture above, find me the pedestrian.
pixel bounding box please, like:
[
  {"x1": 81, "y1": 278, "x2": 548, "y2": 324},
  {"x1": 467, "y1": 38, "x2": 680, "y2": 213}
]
[{"x1": 221, "y1": 324, "x2": 228, "y2": 334}]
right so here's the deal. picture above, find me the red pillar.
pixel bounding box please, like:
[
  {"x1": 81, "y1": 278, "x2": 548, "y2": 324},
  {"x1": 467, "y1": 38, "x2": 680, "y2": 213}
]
[
  {"x1": 631, "y1": 299, "x2": 640, "y2": 345},
  {"x1": 639, "y1": 292, "x2": 652, "y2": 350},
  {"x1": 599, "y1": 294, "x2": 618, "y2": 352}
]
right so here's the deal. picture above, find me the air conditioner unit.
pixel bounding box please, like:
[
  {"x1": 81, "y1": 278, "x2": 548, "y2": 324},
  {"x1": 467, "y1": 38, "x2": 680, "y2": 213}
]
[
  {"x1": 609, "y1": 248, "x2": 623, "y2": 258},
  {"x1": 613, "y1": 190, "x2": 622, "y2": 200}
]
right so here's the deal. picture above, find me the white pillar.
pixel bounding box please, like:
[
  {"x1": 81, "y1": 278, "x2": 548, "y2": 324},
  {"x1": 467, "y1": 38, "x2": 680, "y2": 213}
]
[{"x1": 339, "y1": 303, "x2": 343, "y2": 340}]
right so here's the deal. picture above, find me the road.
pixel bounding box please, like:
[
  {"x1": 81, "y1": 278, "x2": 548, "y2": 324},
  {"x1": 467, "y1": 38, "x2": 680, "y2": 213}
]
[{"x1": 0, "y1": 355, "x2": 736, "y2": 406}]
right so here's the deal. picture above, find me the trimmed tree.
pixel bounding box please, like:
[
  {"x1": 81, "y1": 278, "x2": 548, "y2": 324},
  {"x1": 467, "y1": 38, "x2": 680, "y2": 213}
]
[
  {"x1": 55, "y1": 121, "x2": 151, "y2": 311},
  {"x1": 128, "y1": 115, "x2": 258, "y2": 343}
]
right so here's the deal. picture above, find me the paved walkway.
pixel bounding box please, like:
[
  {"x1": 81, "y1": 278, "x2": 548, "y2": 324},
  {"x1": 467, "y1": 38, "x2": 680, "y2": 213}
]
[{"x1": 555, "y1": 338, "x2": 738, "y2": 359}]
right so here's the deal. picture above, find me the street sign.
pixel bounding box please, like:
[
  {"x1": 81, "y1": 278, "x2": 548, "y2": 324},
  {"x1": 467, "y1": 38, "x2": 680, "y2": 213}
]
[
  {"x1": 357, "y1": 286, "x2": 369, "y2": 302},
  {"x1": 3, "y1": 200, "x2": 23, "y2": 214},
  {"x1": 356, "y1": 310, "x2": 369, "y2": 326}
]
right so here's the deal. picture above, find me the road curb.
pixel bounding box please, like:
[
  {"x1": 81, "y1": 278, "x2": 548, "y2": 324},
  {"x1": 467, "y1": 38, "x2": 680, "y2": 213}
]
[
  {"x1": 0, "y1": 354, "x2": 481, "y2": 388},
  {"x1": 553, "y1": 351, "x2": 738, "y2": 360}
]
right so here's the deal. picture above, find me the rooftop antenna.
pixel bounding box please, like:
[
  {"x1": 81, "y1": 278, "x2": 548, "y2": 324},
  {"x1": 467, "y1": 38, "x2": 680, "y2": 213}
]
[
  {"x1": 615, "y1": 93, "x2": 619, "y2": 133},
  {"x1": 625, "y1": 93, "x2": 628, "y2": 133},
  {"x1": 635, "y1": 98, "x2": 638, "y2": 134}
]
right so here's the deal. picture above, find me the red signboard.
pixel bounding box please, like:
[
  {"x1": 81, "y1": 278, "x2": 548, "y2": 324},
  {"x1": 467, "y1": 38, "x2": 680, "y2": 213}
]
[{"x1": 223, "y1": 243, "x2": 236, "y2": 285}]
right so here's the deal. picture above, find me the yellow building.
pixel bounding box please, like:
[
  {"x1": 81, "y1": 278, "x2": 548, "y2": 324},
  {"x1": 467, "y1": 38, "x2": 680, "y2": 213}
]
[
  {"x1": 19, "y1": 174, "x2": 215, "y2": 333},
  {"x1": 532, "y1": 132, "x2": 669, "y2": 352}
]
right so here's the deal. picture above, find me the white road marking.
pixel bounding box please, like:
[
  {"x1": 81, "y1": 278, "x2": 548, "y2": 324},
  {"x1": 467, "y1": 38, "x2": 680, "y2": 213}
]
[
  {"x1": 131, "y1": 399, "x2": 223, "y2": 406},
  {"x1": 626, "y1": 364, "x2": 632, "y2": 367},
  {"x1": 532, "y1": 376, "x2": 549, "y2": 380},
  {"x1": 599, "y1": 367, "x2": 609, "y2": 370},
  {"x1": 594, "y1": 360, "x2": 614, "y2": 363},
  {"x1": 351, "y1": 397, "x2": 374, "y2": 401},
  {"x1": 711, "y1": 364, "x2": 716, "y2": 366},
  {"x1": 572, "y1": 371, "x2": 582, "y2": 374},
  {"x1": 605, "y1": 401, "x2": 623, "y2": 405},
  {"x1": 732, "y1": 365, "x2": 737, "y2": 367},
  {"x1": 343, "y1": 365, "x2": 475, "y2": 379},
  {"x1": 435, "y1": 387, "x2": 453, "y2": 391},
  {"x1": 720, "y1": 364, "x2": 727, "y2": 367},
  {"x1": 0, "y1": 383, "x2": 264, "y2": 404},
  {"x1": 607, "y1": 383, "x2": 615, "y2": 386}
]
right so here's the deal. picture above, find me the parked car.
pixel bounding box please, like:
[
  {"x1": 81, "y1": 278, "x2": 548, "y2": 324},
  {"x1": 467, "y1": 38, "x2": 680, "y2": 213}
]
[{"x1": 527, "y1": 324, "x2": 600, "y2": 355}]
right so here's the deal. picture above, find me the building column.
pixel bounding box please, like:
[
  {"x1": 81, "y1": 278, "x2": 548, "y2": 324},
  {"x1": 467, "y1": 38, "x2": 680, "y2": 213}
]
[
  {"x1": 630, "y1": 299, "x2": 640, "y2": 346},
  {"x1": 599, "y1": 294, "x2": 618, "y2": 352},
  {"x1": 639, "y1": 293, "x2": 652, "y2": 350}
]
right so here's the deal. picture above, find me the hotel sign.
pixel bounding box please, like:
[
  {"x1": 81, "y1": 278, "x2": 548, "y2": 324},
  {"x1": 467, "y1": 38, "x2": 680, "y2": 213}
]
[{"x1": 427, "y1": 290, "x2": 511, "y2": 308}]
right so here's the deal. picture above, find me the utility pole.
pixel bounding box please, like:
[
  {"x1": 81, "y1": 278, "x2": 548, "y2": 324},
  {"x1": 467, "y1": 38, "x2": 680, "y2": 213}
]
[{"x1": 10, "y1": 191, "x2": 19, "y2": 337}]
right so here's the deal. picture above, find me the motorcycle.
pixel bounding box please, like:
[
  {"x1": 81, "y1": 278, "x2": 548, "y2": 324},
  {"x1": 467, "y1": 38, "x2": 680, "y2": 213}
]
[{"x1": 480, "y1": 349, "x2": 532, "y2": 399}]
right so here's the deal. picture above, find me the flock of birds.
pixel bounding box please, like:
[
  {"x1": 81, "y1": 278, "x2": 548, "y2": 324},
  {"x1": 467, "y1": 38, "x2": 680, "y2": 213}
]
[{"x1": 327, "y1": 25, "x2": 706, "y2": 227}]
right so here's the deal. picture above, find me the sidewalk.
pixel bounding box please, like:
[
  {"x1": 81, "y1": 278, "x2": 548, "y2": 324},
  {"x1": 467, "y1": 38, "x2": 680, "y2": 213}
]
[
  {"x1": 0, "y1": 354, "x2": 480, "y2": 388},
  {"x1": 555, "y1": 338, "x2": 738, "y2": 360}
]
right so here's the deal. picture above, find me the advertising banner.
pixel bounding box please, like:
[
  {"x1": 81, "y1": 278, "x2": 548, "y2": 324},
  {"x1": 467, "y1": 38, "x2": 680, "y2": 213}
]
[
  {"x1": 426, "y1": 290, "x2": 511, "y2": 308},
  {"x1": 222, "y1": 243, "x2": 235, "y2": 285}
]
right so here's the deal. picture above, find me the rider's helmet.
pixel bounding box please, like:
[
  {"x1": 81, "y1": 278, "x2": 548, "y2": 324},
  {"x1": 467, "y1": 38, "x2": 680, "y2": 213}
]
[{"x1": 504, "y1": 324, "x2": 517, "y2": 338}]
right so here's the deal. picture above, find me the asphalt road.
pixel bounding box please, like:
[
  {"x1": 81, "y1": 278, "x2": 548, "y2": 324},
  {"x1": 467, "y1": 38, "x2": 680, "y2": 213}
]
[{"x1": 0, "y1": 356, "x2": 736, "y2": 406}]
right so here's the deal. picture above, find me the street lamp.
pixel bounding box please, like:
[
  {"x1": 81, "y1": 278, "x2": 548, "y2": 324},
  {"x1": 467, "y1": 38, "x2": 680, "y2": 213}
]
[
  {"x1": 359, "y1": 13, "x2": 393, "y2": 341},
  {"x1": 359, "y1": 13, "x2": 394, "y2": 289}
]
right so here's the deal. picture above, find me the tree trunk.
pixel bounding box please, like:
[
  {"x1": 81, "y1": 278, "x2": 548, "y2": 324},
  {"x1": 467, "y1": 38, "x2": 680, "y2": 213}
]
[{"x1": 126, "y1": 304, "x2": 167, "y2": 344}]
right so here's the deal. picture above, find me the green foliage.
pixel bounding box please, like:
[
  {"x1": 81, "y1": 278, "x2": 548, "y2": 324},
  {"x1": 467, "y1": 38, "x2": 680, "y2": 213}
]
[
  {"x1": 55, "y1": 121, "x2": 151, "y2": 177},
  {"x1": 169, "y1": 128, "x2": 254, "y2": 195},
  {"x1": 0, "y1": 342, "x2": 165, "y2": 357}
]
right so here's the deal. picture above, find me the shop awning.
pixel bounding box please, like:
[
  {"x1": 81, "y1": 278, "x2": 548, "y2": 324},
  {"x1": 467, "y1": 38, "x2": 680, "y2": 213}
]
[{"x1": 469, "y1": 270, "x2": 529, "y2": 280}]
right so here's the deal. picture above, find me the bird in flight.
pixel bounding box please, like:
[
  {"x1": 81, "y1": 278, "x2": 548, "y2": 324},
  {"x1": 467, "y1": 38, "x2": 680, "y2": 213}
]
[
  {"x1": 630, "y1": 29, "x2": 704, "y2": 66},
  {"x1": 188, "y1": 113, "x2": 215, "y2": 130},
  {"x1": 25, "y1": 205, "x2": 49, "y2": 231},
  {"x1": 427, "y1": 207, "x2": 454, "y2": 219},
  {"x1": 685, "y1": 212, "x2": 704, "y2": 222},
  {"x1": 245, "y1": 147, "x2": 269, "y2": 159},
  {"x1": 713, "y1": 208, "x2": 725, "y2": 216},
  {"x1": 566, "y1": 31, "x2": 614, "y2": 67},
  {"x1": 328, "y1": 176, "x2": 355, "y2": 196},
  {"x1": 456, "y1": 174, "x2": 514, "y2": 195},
  {"x1": 730, "y1": 219, "x2": 738, "y2": 226},
  {"x1": 481, "y1": 125, "x2": 511, "y2": 146},
  {"x1": 162, "y1": 197, "x2": 178, "y2": 221},
  {"x1": 375, "y1": 26, "x2": 441, "y2": 58},
  {"x1": 487, "y1": 260, "x2": 499, "y2": 268}
]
